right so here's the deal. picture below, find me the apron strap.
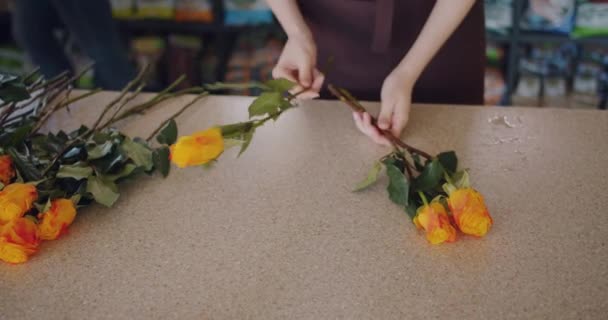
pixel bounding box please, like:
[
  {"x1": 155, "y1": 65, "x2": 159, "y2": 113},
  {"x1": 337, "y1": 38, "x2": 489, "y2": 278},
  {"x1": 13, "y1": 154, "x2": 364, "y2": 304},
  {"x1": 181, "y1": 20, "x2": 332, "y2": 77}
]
[{"x1": 371, "y1": 0, "x2": 394, "y2": 53}]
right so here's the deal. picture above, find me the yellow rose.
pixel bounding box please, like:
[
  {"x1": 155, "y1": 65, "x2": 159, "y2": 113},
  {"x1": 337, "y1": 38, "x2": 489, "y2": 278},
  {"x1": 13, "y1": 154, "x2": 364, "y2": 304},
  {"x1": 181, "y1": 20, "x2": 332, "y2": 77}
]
[
  {"x1": 0, "y1": 183, "x2": 38, "y2": 225},
  {"x1": 413, "y1": 202, "x2": 457, "y2": 245},
  {"x1": 170, "y1": 128, "x2": 224, "y2": 168},
  {"x1": 448, "y1": 188, "x2": 493, "y2": 237},
  {"x1": 0, "y1": 155, "x2": 15, "y2": 185},
  {"x1": 38, "y1": 199, "x2": 77, "y2": 240},
  {"x1": 0, "y1": 217, "x2": 40, "y2": 264}
]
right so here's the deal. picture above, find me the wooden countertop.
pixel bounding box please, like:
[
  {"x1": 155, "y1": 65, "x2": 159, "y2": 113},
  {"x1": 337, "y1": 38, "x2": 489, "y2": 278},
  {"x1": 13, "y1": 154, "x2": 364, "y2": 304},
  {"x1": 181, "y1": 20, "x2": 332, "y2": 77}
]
[{"x1": 1, "y1": 93, "x2": 607, "y2": 319}]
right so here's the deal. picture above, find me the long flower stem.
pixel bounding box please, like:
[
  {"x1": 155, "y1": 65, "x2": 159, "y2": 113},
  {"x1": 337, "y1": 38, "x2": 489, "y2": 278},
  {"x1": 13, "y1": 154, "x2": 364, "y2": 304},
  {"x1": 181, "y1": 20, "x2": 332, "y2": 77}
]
[
  {"x1": 102, "y1": 83, "x2": 146, "y2": 127},
  {"x1": 327, "y1": 84, "x2": 433, "y2": 160},
  {"x1": 101, "y1": 88, "x2": 205, "y2": 129},
  {"x1": 146, "y1": 93, "x2": 208, "y2": 142},
  {"x1": 89, "y1": 66, "x2": 148, "y2": 132}
]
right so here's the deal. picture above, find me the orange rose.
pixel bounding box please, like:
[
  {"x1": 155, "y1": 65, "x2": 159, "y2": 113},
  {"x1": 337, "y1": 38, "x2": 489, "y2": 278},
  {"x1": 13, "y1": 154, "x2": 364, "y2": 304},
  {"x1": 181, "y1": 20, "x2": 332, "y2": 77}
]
[
  {"x1": 413, "y1": 202, "x2": 457, "y2": 245},
  {"x1": 0, "y1": 155, "x2": 15, "y2": 185},
  {"x1": 448, "y1": 188, "x2": 493, "y2": 237},
  {"x1": 0, "y1": 217, "x2": 40, "y2": 264},
  {"x1": 38, "y1": 199, "x2": 77, "y2": 240},
  {"x1": 0, "y1": 183, "x2": 38, "y2": 225},
  {"x1": 170, "y1": 128, "x2": 224, "y2": 168}
]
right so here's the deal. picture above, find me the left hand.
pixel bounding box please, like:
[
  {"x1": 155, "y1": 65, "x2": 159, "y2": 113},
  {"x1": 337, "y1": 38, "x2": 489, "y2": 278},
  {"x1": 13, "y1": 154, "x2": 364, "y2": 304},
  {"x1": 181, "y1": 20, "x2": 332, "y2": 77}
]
[{"x1": 353, "y1": 70, "x2": 414, "y2": 146}]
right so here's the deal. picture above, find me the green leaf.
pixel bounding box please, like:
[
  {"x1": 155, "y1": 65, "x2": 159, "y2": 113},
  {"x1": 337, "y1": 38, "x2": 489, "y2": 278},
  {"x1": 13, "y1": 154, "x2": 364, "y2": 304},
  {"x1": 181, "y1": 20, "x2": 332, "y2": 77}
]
[
  {"x1": 220, "y1": 122, "x2": 253, "y2": 139},
  {"x1": 437, "y1": 151, "x2": 458, "y2": 174},
  {"x1": 92, "y1": 132, "x2": 111, "y2": 144},
  {"x1": 353, "y1": 161, "x2": 383, "y2": 192},
  {"x1": 7, "y1": 125, "x2": 32, "y2": 147},
  {"x1": 105, "y1": 163, "x2": 139, "y2": 181},
  {"x1": 412, "y1": 153, "x2": 424, "y2": 171},
  {"x1": 121, "y1": 138, "x2": 153, "y2": 171},
  {"x1": 90, "y1": 148, "x2": 126, "y2": 174},
  {"x1": 152, "y1": 147, "x2": 170, "y2": 177},
  {"x1": 264, "y1": 78, "x2": 296, "y2": 92},
  {"x1": 70, "y1": 194, "x2": 82, "y2": 206},
  {"x1": 452, "y1": 170, "x2": 470, "y2": 189},
  {"x1": 249, "y1": 92, "x2": 285, "y2": 118},
  {"x1": 0, "y1": 82, "x2": 30, "y2": 102},
  {"x1": 0, "y1": 74, "x2": 17, "y2": 85},
  {"x1": 205, "y1": 82, "x2": 265, "y2": 91},
  {"x1": 0, "y1": 182, "x2": 4, "y2": 190},
  {"x1": 87, "y1": 141, "x2": 114, "y2": 160},
  {"x1": 238, "y1": 128, "x2": 255, "y2": 157},
  {"x1": 57, "y1": 164, "x2": 93, "y2": 180},
  {"x1": 7, "y1": 148, "x2": 42, "y2": 181},
  {"x1": 86, "y1": 175, "x2": 119, "y2": 207},
  {"x1": 224, "y1": 138, "x2": 243, "y2": 149},
  {"x1": 405, "y1": 201, "x2": 418, "y2": 220},
  {"x1": 156, "y1": 119, "x2": 178, "y2": 145},
  {"x1": 384, "y1": 162, "x2": 410, "y2": 206},
  {"x1": 414, "y1": 159, "x2": 445, "y2": 192}
]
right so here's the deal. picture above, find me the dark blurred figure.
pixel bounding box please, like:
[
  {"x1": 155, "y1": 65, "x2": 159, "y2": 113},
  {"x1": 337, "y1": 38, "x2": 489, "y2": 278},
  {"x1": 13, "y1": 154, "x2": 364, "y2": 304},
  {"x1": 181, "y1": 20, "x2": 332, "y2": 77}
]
[{"x1": 12, "y1": 0, "x2": 136, "y2": 90}]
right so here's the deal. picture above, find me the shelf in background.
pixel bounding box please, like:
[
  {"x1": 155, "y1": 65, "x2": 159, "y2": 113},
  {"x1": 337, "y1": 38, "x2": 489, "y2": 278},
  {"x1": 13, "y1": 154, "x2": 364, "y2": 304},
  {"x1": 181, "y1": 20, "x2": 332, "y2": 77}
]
[
  {"x1": 115, "y1": 18, "x2": 274, "y2": 35},
  {"x1": 487, "y1": 30, "x2": 608, "y2": 45}
]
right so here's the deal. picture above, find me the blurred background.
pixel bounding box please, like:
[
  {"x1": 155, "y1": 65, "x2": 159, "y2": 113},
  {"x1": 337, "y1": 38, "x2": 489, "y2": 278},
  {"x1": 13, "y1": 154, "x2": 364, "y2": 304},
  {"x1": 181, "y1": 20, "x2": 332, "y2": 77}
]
[{"x1": 0, "y1": 0, "x2": 606, "y2": 109}]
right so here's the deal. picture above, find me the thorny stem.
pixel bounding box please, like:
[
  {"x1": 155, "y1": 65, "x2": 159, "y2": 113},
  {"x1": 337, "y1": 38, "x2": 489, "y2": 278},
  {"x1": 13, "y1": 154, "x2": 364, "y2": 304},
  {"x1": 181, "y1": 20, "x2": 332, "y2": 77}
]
[
  {"x1": 30, "y1": 88, "x2": 103, "y2": 134},
  {"x1": 404, "y1": 158, "x2": 414, "y2": 179},
  {"x1": 146, "y1": 93, "x2": 208, "y2": 142},
  {"x1": 89, "y1": 66, "x2": 148, "y2": 132},
  {"x1": 327, "y1": 84, "x2": 433, "y2": 160},
  {"x1": 22, "y1": 67, "x2": 41, "y2": 83},
  {"x1": 103, "y1": 83, "x2": 146, "y2": 127},
  {"x1": 31, "y1": 65, "x2": 96, "y2": 131},
  {"x1": 101, "y1": 87, "x2": 206, "y2": 129},
  {"x1": 30, "y1": 70, "x2": 70, "y2": 92}
]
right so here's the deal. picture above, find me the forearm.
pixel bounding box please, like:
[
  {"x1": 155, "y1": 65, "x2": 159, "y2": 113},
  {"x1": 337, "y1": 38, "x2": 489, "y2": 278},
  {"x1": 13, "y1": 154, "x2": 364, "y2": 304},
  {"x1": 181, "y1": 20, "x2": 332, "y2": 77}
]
[
  {"x1": 395, "y1": 0, "x2": 476, "y2": 82},
  {"x1": 266, "y1": 0, "x2": 312, "y2": 39}
]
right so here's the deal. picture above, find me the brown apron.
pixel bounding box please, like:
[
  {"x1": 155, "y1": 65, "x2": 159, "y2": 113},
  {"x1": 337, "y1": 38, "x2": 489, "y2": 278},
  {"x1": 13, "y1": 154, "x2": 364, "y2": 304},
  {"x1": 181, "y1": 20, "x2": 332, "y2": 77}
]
[{"x1": 299, "y1": 0, "x2": 485, "y2": 104}]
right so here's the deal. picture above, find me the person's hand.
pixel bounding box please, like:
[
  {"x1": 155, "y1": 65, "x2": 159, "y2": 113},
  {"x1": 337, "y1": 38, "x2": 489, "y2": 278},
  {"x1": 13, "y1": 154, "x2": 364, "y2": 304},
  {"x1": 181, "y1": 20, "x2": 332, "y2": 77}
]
[
  {"x1": 272, "y1": 34, "x2": 324, "y2": 99},
  {"x1": 353, "y1": 70, "x2": 414, "y2": 146}
]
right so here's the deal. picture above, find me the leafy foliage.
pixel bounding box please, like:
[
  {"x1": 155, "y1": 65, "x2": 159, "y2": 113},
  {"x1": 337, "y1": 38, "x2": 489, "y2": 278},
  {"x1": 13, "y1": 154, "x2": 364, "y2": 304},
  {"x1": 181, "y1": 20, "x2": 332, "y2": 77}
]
[
  {"x1": 353, "y1": 161, "x2": 383, "y2": 192},
  {"x1": 0, "y1": 70, "x2": 203, "y2": 214},
  {"x1": 383, "y1": 157, "x2": 410, "y2": 206}
]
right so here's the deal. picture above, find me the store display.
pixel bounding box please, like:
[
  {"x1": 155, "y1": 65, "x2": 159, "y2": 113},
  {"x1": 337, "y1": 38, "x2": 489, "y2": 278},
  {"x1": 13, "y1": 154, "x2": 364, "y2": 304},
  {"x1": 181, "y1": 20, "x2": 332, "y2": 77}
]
[
  {"x1": 0, "y1": 0, "x2": 605, "y2": 107},
  {"x1": 200, "y1": 45, "x2": 220, "y2": 84},
  {"x1": 484, "y1": 42, "x2": 506, "y2": 105},
  {"x1": 484, "y1": 67, "x2": 506, "y2": 105},
  {"x1": 485, "y1": 0, "x2": 513, "y2": 34},
  {"x1": 167, "y1": 35, "x2": 202, "y2": 89},
  {"x1": 136, "y1": 0, "x2": 175, "y2": 19},
  {"x1": 110, "y1": 0, "x2": 134, "y2": 18},
  {"x1": 131, "y1": 37, "x2": 166, "y2": 89},
  {"x1": 224, "y1": 31, "x2": 282, "y2": 95},
  {"x1": 574, "y1": 1, "x2": 608, "y2": 38},
  {"x1": 175, "y1": 0, "x2": 213, "y2": 22},
  {"x1": 224, "y1": 0, "x2": 273, "y2": 26},
  {"x1": 521, "y1": 0, "x2": 576, "y2": 34},
  {"x1": 572, "y1": 62, "x2": 601, "y2": 107}
]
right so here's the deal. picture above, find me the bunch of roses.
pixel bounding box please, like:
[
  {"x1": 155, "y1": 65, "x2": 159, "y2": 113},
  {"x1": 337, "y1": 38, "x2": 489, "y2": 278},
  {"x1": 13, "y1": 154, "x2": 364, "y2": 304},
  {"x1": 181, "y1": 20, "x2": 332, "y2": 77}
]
[
  {"x1": 168, "y1": 127, "x2": 493, "y2": 245},
  {"x1": 413, "y1": 186, "x2": 492, "y2": 245},
  {"x1": 0, "y1": 156, "x2": 77, "y2": 264}
]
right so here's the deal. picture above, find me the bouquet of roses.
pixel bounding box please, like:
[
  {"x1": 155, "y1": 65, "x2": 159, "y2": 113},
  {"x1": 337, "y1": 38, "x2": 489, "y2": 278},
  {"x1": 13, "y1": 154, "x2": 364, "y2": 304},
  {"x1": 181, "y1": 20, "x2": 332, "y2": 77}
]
[
  {"x1": 0, "y1": 70, "x2": 492, "y2": 265},
  {"x1": 0, "y1": 67, "x2": 206, "y2": 264}
]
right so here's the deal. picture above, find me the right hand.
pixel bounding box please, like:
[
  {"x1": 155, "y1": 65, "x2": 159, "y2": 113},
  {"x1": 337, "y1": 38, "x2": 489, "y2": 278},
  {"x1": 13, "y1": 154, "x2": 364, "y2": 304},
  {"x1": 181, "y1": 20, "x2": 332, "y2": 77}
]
[{"x1": 272, "y1": 34, "x2": 324, "y2": 99}]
